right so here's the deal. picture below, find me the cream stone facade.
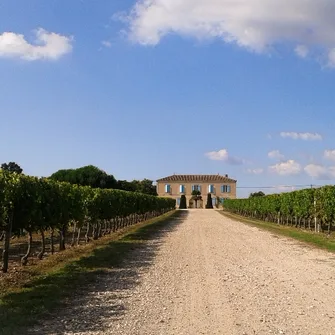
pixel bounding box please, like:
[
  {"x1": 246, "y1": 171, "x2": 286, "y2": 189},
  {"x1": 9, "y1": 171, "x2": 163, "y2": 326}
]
[{"x1": 156, "y1": 174, "x2": 237, "y2": 208}]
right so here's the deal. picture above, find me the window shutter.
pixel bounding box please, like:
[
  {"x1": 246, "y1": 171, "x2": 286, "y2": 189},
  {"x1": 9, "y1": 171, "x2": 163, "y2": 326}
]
[
  {"x1": 192, "y1": 185, "x2": 195, "y2": 191},
  {"x1": 227, "y1": 185, "x2": 231, "y2": 193},
  {"x1": 199, "y1": 185, "x2": 201, "y2": 193}
]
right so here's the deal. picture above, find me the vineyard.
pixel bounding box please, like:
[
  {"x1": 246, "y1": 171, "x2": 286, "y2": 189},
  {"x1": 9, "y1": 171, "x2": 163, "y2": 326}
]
[
  {"x1": 224, "y1": 186, "x2": 335, "y2": 234},
  {"x1": 0, "y1": 171, "x2": 175, "y2": 273}
]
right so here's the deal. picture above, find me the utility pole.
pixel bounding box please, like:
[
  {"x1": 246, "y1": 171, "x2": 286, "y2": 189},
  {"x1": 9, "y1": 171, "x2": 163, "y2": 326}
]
[{"x1": 312, "y1": 184, "x2": 318, "y2": 233}]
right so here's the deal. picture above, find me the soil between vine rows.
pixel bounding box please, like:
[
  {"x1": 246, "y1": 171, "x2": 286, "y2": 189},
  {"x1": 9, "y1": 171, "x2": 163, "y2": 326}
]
[{"x1": 30, "y1": 209, "x2": 335, "y2": 335}]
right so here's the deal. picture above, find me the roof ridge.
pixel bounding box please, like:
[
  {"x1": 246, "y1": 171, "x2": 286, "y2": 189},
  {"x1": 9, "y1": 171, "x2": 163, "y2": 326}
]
[{"x1": 156, "y1": 174, "x2": 237, "y2": 183}]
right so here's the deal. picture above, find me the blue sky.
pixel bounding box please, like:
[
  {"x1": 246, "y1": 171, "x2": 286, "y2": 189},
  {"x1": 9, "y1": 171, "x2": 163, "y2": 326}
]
[{"x1": 1, "y1": 0, "x2": 335, "y2": 197}]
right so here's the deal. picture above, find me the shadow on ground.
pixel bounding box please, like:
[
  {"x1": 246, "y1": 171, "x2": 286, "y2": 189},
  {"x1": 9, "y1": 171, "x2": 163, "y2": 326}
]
[{"x1": 0, "y1": 210, "x2": 188, "y2": 335}]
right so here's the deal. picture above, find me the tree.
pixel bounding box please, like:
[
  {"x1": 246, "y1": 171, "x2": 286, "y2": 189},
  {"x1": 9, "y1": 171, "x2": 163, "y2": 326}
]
[
  {"x1": 179, "y1": 195, "x2": 187, "y2": 209},
  {"x1": 116, "y1": 179, "x2": 157, "y2": 196},
  {"x1": 206, "y1": 193, "x2": 213, "y2": 209},
  {"x1": 191, "y1": 190, "x2": 202, "y2": 208},
  {"x1": 249, "y1": 191, "x2": 265, "y2": 198},
  {"x1": 116, "y1": 180, "x2": 137, "y2": 192},
  {"x1": 50, "y1": 165, "x2": 157, "y2": 196},
  {"x1": 50, "y1": 165, "x2": 117, "y2": 189},
  {"x1": 1, "y1": 162, "x2": 23, "y2": 174},
  {"x1": 138, "y1": 179, "x2": 158, "y2": 196}
]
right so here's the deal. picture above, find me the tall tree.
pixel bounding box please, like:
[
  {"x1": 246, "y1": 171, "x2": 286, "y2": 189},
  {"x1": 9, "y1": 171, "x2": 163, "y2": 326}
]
[
  {"x1": 116, "y1": 180, "x2": 137, "y2": 192},
  {"x1": 249, "y1": 191, "x2": 265, "y2": 198},
  {"x1": 50, "y1": 165, "x2": 117, "y2": 189},
  {"x1": 50, "y1": 165, "x2": 157, "y2": 196},
  {"x1": 1, "y1": 162, "x2": 23, "y2": 174},
  {"x1": 179, "y1": 195, "x2": 187, "y2": 209},
  {"x1": 137, "y1": 179, "x2": 157, "y2": 196},
  {"x1": 206, "y1": 193, "x2": 214, "y2": 209}
]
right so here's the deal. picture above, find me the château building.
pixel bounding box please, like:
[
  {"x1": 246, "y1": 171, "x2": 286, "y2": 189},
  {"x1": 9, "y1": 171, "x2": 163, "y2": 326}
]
[{"x1": 156, "y1": 174, "x2": 237, "y2": 208}]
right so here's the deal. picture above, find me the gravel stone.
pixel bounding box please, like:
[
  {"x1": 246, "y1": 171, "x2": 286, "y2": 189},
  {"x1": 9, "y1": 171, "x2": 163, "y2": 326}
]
[{"x1": 30, "y1": 210, "x2": 335, "y2": 335}]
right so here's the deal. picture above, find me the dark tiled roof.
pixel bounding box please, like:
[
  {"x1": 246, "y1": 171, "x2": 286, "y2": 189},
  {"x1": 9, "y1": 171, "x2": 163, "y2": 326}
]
[{"x1": 156, "y1": 174, "x2": 237, "y2": 183}]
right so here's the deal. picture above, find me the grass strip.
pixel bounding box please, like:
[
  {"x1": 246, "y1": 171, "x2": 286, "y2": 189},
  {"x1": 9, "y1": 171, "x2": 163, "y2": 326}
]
[
  {"x1": 220, "y1": 211, "x2": 335, "y2": 253},
  {"x1": 0, "y1": 210, "x2": 183, "y2": 335}
]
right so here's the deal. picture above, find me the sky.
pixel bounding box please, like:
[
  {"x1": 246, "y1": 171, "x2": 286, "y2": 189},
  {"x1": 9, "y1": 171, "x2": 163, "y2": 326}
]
[{"x1": 1, "y1": 0, "x2": 335, "y2": 198}]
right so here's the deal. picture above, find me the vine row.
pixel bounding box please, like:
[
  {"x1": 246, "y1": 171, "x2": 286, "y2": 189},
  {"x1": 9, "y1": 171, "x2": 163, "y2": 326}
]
[
  {"x1": 0, "y1": 172, "x2": 175, "y2": 272},
  {"x1": 224, "y1": 186, "x2": 335, "y2": 234}
]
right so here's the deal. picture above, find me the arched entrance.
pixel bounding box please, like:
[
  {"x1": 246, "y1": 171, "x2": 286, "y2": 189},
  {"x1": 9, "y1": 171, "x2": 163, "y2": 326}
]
[{"x1": 189, "y1": 196, "x2": 203, "y2": 209}]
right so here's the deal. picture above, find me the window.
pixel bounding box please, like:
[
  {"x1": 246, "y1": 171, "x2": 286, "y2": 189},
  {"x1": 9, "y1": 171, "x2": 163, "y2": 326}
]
[
  {"x1": 221, "y1": 185, "x2": 231, "y2": 193},
  {"x1": 179, "y1": 185, "x2": 185, "y2": 193},
  {"x1": 208, "y1": 184, "x2": 214, "y2": 193},
  {"x1": 192, "y1": 185, "x2": 201, "y2": 192},
  {"x1": 165, "y1": 184, "x2": 171, "y2": 193}
]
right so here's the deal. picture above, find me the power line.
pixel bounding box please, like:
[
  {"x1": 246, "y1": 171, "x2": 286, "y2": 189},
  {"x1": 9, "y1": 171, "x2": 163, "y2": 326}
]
[{"x1": 237, "y1": 184, "x2": 323, "y2": 189}]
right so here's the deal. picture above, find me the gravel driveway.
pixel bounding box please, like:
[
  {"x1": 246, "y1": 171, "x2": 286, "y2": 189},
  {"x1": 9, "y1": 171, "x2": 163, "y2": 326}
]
[{"x1": 31, "y1": 209, "x2": 335, "y2": 335}]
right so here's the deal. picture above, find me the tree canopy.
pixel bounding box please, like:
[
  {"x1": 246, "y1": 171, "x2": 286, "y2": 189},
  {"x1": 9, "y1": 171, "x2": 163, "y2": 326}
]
[
  {"x1": 249, "y1": 191, "x2": 265, "y2": 198},
  {"x1": 50, "y1": 165, "x2": 157, "y2": 196},
  {"x1": 1, "y1": 162, "x2": 23, "y2": 174},
  {"x1": 50, "y1": 165, "x2": 117, "y2": 189}
]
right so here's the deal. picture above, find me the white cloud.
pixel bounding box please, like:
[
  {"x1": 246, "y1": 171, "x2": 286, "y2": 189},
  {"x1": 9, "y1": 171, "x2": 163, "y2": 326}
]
[
  {"x1": 0, "y1": 28, "x2": 73, "y2": 61},
  {"x1": 304, "y1": 164, "x2": 335, "y2": 179},
  {"x1": 276, "y1": 185, "x2": 297, "y2": 192},
  {"x1": 269, "y1": 160, "x2": 301, "y2": 176},
  {"x1": 268, "y1": 150, "x2": 285, "y2": 160},
  {"x1": 246, "y1": 168, "x2": 264, "y2": 175},
  {"x1": 295, "y1": 45, "x2": 309, "y2": 58},
  {"x1": 328, "y1": 48, "x2": 335, "y2": 67},
  {"x1": 205, "y1": 149, "x2": 244, "y2": 165},
  {"x1": 280, "y1": 132, "x2": 322, "y2": 141},
  {"x1": 102, "y1": 40, "x2": 112, "y2": 48},
  {"x1": 324, "y1": 149, "x2": 335, "y2": 161},
  {"x1": 126, "y1": 1, "x2": 335, "y2": 66}
]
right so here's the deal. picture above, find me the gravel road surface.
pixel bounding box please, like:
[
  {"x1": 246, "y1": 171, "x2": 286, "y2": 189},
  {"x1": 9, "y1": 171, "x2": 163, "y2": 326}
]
[{"x1": 31, "y1": 209, "x2": 335, "y2": 335}]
